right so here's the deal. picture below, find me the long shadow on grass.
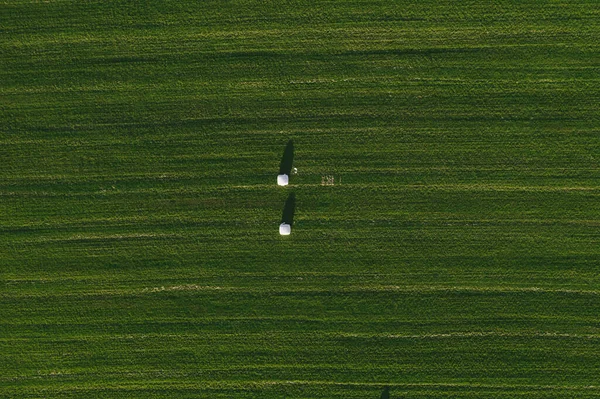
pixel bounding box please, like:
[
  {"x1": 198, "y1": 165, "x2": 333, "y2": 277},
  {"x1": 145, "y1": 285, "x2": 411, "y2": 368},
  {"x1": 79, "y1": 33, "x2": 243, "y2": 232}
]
[
  {"x1": 279, "y1": 139, "x2": 294, "y2": 176},
  {"x1": 380, "y1": 386, "x2": 390, "y2": 399},
  {"x1": 281, "y1": 193, "x2": 296, "y2": 226}
]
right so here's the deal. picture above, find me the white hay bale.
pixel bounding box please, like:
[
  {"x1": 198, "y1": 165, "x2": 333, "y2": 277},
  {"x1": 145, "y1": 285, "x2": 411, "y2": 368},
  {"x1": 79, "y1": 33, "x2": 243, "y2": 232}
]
[
  {"x1": 277, "y1": 174, "x2": 289, "y2": 186},
  {"x1": 279, "y1": 223, "x2": 291, "y2": 235}
]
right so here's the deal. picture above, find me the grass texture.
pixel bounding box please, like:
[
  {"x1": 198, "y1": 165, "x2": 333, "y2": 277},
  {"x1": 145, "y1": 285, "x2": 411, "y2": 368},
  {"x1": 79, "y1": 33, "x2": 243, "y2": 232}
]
[{"x1": 1, "y1": 0, "x2": 599, "y2": 397}]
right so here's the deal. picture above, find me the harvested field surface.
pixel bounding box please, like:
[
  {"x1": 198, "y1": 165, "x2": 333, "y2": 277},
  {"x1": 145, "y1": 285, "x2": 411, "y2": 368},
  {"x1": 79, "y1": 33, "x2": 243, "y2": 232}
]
[{"x1": 1, "y1": 1, "x2": 599, "y2": 398}]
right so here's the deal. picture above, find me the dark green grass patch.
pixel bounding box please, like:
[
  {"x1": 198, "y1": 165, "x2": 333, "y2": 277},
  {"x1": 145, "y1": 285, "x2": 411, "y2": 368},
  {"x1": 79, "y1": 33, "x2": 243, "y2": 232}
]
[{"x1": 1, "y1": 0, "x2": 599, "y2": 397}]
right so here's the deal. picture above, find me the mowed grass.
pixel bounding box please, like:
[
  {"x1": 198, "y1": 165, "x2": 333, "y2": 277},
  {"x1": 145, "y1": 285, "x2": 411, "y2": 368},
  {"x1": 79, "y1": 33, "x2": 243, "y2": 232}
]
[{"x1": 1, "y1": 0, "x2": 600, "y2": 397}]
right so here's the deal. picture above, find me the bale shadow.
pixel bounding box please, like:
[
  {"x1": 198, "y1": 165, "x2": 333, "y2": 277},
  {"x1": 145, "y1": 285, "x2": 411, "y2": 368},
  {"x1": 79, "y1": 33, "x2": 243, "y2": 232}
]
[
  {"x1": 279, "y1": 139, "x2": 294, "y2": 176},
  {"x1": 281, "y1": 192, "x2": 296, "y2": 226}
]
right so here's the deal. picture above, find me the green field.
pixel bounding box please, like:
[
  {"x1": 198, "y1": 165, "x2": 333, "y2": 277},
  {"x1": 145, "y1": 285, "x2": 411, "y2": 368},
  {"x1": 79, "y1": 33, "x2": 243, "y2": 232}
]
[{"x1": 1, "y1": 0, "x2": 600, "y2": 397}]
